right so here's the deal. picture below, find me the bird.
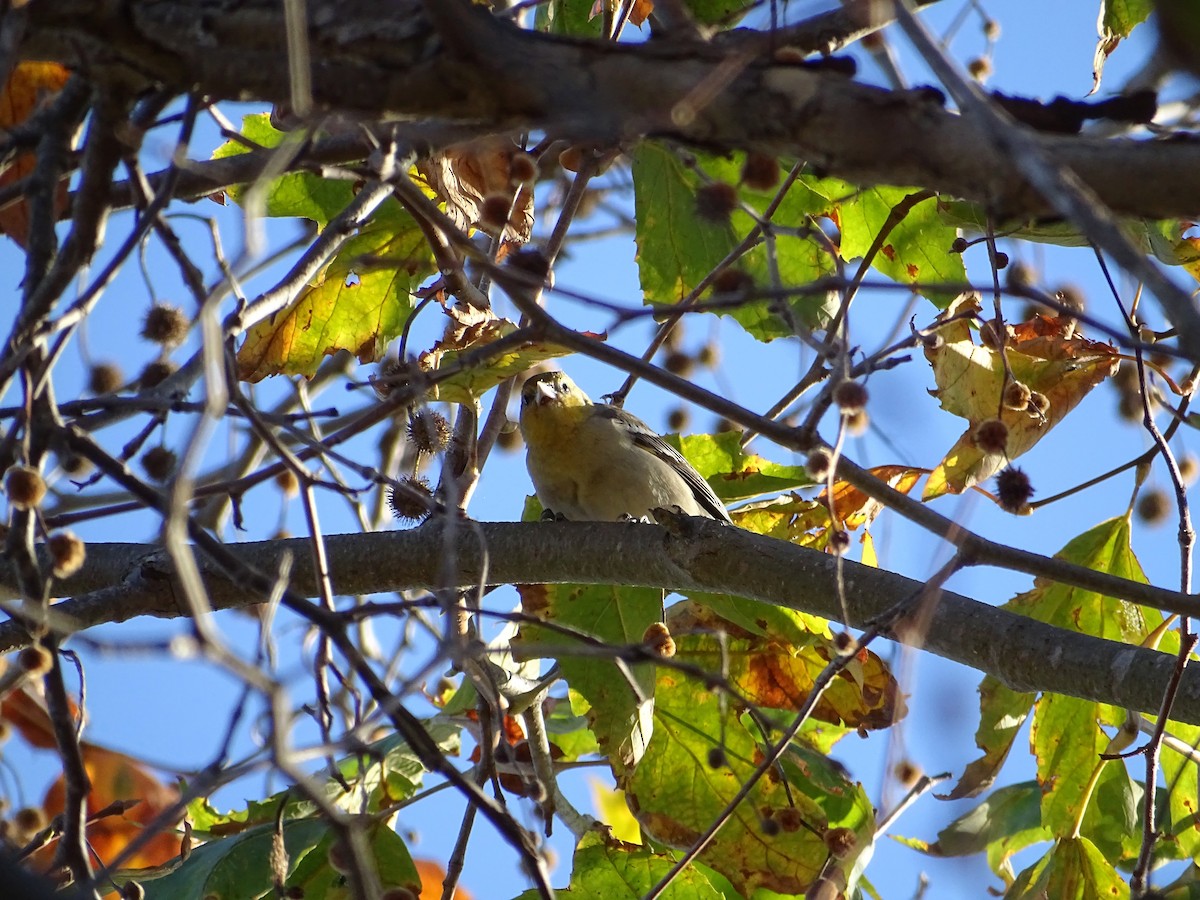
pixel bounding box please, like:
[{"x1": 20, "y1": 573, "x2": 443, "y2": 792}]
[{"x1": 518, "y1": 370, "x2": 732, "y2": 524}]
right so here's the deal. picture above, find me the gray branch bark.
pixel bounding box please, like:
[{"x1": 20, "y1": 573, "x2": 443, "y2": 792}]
[
  {"x1": 1, "y1": 520, "x2": 1195, "y2": 725},
  {"x1": 15, "y1": 0, "x2": 1200, "y2": 220}
]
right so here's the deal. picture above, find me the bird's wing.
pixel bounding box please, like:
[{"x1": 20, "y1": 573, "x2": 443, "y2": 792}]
[{"x1": 597, "y1": 406, "x2": 733, "y2": 523}]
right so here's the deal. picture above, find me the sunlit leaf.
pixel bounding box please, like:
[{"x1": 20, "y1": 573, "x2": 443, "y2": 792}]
[
  {"x1": 923, "y1": 293, "x2": 1119, "y2": 499},
  {"x1": 837, "y1": 186, "x2": 966, "y2": 307},
  {"x1": 1007, "y1": 836, "x2": 1129, "y2": 900},
  {"x1": 515, "y1": 831, "x2": 721, "y2": 899},
  {"x1": 211, "y1": 114, "x2": 355, "y2": 227},
  {"x1": 926, "y1": 782, "x2": 1052, "y2": 883},
  {"x1": 625, "y1": 634, "x2": 875, "y2": 895},
  {"x1": 237, "y1": 201, "x2": 436, "y2": 380},
  {"x1": 514, "y1": 580, "x2": 663, "y2": 775},
  {"x1": 632, "y1": 144, "x2": 838, "y2": 341}
]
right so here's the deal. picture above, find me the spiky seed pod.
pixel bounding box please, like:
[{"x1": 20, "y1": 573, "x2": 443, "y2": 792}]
[
  {"x1": 832, "y1": 631, "x2": 857, "y2": 657},
  {"x1": 996, "y1": 466, "x2": 1034, "y2": 513},
  {"x1": 967, "y1": 56, "x2": 993, "y2": 81},
  {"x1": 834, "y1": 381, "x2": 868, "y2": 414},
  {"x1": 17, "y1": 645, "x2": 52, "y2": 676},
  {"x1": 973, "y1": 419, "x2": 1009, "y2": 454},
  {"x1": 6, "y1": 466, "x2": 46, "y2": 510},
  {"x1": 141, "y1": 304, "x2": 189, "y2": 347},
  {"x1": 388, "y1": 476, "x2": 434, "y2": 522},
  {"x1": 89, "y1": 362, "x2": 123, "y2": 395},
  {"x1": 1028, "y1": 391, "x2": 1050, "y2": 416},
  {"x1": 806, "y1": 449, "x2": 832, "y2": 481},
  {"x1": 694, "y1": 182, "x2": 738, "y2": 224},
  {"x1": 1136, "y1": 489, "x2": 1170, "y2": 526},
  {"x1": 141, "y1": 447, "x2": 177, "y2": 482},
  {"x1": 479, "y1": 193, "x2": 513, "y2": 233},
  {"x1": 1002, "y1": 381, "x2": 1032, "y2": 411},
  {"x1": 508, "y1": 152, "x2": 538, "y2": 187},
  {"x1": 894, "y1": 759, "x2": 923, "y2": 787},
  {"x1": 740, "y1": 153, "x2": 780, "y2": 191},
  {"x1": 828, "y1": 529, "x2": 851, "y2": 556},
  {"x1": 776, "y1": 807, "x2": 804, "y2": 833},
  {"x1": 274, "y1": 469, "x2": 300, "y2": 498},
  {"x1": 710, "y1": 268, "x2": 755, "y2": 295},
  {"x1": 666, "y1": 406, "x2": 689, "y2": 432},
  {"x1": 664, "y1": 350, "x2": 694, "y2": 377},
  {"x1": 824, "y1": 827, "x2": 857, "y2": 858},
  {"x1": 642, "y1": 622, "x2": 676, "y2": 658},
  {"x1": 47, "y1": 531, "x2": 86, "y2": 579},
  {"x1": 407, "y1": 410, "x2": 452, "y2": 454},
  {"x1": 139, "y1": 359, "x2": 176, "y2": 389}
]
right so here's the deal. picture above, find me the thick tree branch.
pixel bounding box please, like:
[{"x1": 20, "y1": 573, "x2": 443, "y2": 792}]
[
  {"x1": 0, "y1": 520, "x2": 1196, "y2": 725},
  {"x1": 16, "y1": 0, "x2": 1200, "y2": 221}
]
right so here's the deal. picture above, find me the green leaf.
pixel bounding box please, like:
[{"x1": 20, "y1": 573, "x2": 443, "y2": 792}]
[
  {"x1": 236, "y1": 189, "x2": 438, "y2": 382},
  {"x1": 673, "y1": 431, "x2": 813, "y2": 503},
  {"x1": 946, "y1": 676, "x2": 1034, "y2": 800},
  {"x1": 625, "y1": 634, "x2": 875, "y2": 896},
  {"x1": 515, "y1": 581, "x2": 663, "y2": 775},
  {"x1": 1101, "y1": 0, "x2": 1152, "y2": 39},
  {"x1": 534, "y1": 0, "x2": 606, "y2": 36},
  {"x1": 1157, "y1": 720, "x2": 1200, "y2": 860},
  {"x1": 837, "y1": 186, "x2": 966, "y2": 308},
  {"x1": 211, "y1": 114, "x2": 355, "y2": 227},
  {"x1": 631, "y1": 144, "x2": 839, "y2": 340},
  {"x1": 1006, "y1": 516, "x2": 1157, "y2": 642},
  {"x1": 516, "y1": 831, "x2": 723, "y2": 899},
  {"x1": 633, "y1": 144, "x2": 740, "y2": 304},
  {"x1": 141, "y1": 820, "x2": 420, "y2": 900},
  {"x1": 926, "y1": 782, "x2": 1052, "y2": 882},
  {"x1": 687, "y1": 590, "x2": 830, "y2": 647},
  {"x1": 1007, "y1": 836, "x2": 1129, "y2": 900}
]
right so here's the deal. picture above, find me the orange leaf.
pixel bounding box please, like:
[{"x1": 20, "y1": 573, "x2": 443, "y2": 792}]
[{"x1": 0, "y1": 62, "x2": 72, "y2": 247}]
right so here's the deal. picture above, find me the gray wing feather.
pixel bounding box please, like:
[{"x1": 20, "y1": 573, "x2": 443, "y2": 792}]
[{"x1": 596, "y1": 406, "x2": 732, "y2": 523}]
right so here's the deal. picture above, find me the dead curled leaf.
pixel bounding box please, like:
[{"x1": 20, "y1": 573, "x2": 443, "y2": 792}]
[
  {"x1": 923, "y1": 293, "x2": 1120, "y2": 499},
  {"x1": 416, "y1": 136, "x2": 534, "y2": 245}
]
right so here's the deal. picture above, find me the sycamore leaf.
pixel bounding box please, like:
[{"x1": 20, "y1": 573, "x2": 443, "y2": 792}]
[
  {"x1": 837, "y1": 186, "x2": 966, "y2": 308},
  {"x1": 625, "y1": 632, "x2": 875, "y2": 896},
  {"x1": 924, "y1": 293, "x2": 1119, "y2": 499},
  {"x1": 416, "y1": 309, "x2": 583, "y2": 404},
  {"x1": 237, "y1": 201, "x2": 437, "y2": 381},
  {"x1": 1093, "y1": 0, "x2": 1152, "y2": 94},
  {"x1": 211, "y1": 113, "x2": 355, "y2": 226},
  {"x1": 141, "y1": 820, "x2": 420, "y2": 900},
  {"x1": 1008, "y1": 836, "x2": 1129, "y2": 900},
  {"x1": 943, "y1": 675, "x2": 1033, "y2": 800},
  {"x1": 0, "y1": 61, "x2": 72, "y2": 247},
  {"x1": 514, "y1": 580, "x2": 662, "y2": 775},
  {"x1": 632, "y1": 143, "x2": 839, "y2": 341},
  {"x1": 673, "y1": 431, "x2": 812, "y2": 503},
  {"x1": 416, "y1": 136, "x2": 534, "y2": 245},
  {"x1": 664, "y1": 607, "x2": 903, "y2": 732},
  {"x1": 515, "y1": 832, "x2": 721, "y2": 899}
]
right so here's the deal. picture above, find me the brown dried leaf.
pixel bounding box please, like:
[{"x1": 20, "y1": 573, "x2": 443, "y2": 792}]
[{"x1": 416, "y1": 136, "x2": 534, "y2": 244}]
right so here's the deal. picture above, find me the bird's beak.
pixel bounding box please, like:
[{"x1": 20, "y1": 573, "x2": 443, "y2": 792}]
[{"x1": 533, "y1": 380, "x2": 557, "y2": 406}]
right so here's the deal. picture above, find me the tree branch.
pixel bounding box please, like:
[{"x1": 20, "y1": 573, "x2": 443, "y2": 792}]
[
  {"x1": 16, "y1": 0, "x2": 1200, "y2": 221},
  {"x1": 1, "y1": 520, "x2": 1196, "y2": 725}
]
